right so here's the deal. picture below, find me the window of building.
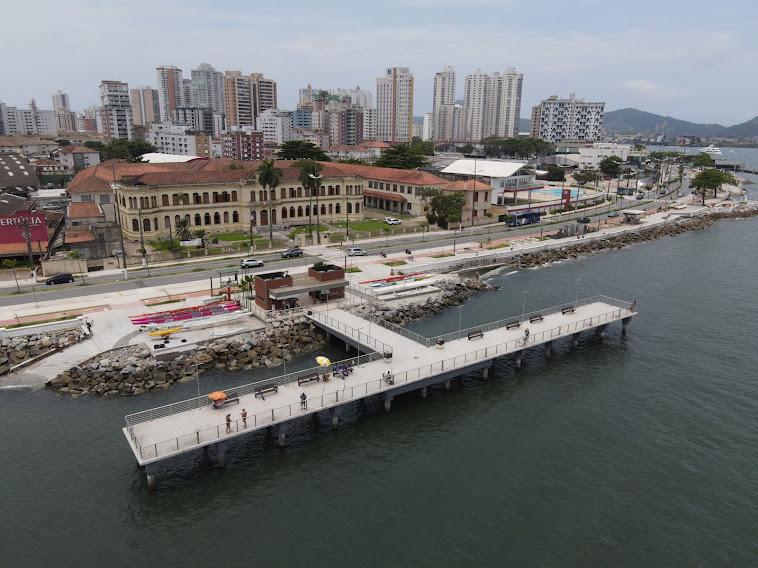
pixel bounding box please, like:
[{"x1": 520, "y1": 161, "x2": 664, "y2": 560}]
[
  {"x1": 132, "y1": 219, "x2": 139, "y2": 232},
  {"x1": 223, "y1": 211, "x2": 229, "y2": 224},
  {"x1": 143, "y1": 218, "x2": 151, "y2": 232},
  {"x1": 204, "y1": 213, "x2": 211, "y2": 225},
  {"x1": 232, "y1": 211, "x2": 239, "y2": 223},
  {"x1": 194, "y1": 214, "x2": 201, "y2": 226},
  {"x1": 214, "y1": 212, "x2": 221, "y2": 224}
]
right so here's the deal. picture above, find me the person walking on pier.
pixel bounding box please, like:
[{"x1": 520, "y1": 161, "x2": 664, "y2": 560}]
[
  {"x1": 523, "y1": 328, "x2": 530, "y2": 344},
  {"x1": 300, "y1": 392, "x2": 307, "y2": 410},
  {"x1": 225, "y1": 413, "x2": 232, "y2": 433},
  {"x1": 241, "y1": 409, "x2": 247, "y2": 429}
]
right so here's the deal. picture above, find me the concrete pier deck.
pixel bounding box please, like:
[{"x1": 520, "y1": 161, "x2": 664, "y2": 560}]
[{"x1": 123, "y1": 295, "x2": 635, "y2": 473}]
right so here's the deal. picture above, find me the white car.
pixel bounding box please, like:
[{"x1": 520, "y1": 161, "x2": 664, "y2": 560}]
[
  {"x1": 240, "y1": 258, "x2": 264, "y2": 268},
  {"x1": 347, "y1": 247, "x2": 366, "y2": 256},
  {"x1": 383, "y1": 217, "x2": 402, "y2": 225}
]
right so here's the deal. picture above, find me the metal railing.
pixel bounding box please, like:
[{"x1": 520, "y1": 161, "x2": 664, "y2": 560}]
[
  {"x1": 132, "y1": 304, "x2": 633, "y2": 461},
  {"x1": 307, "y1": 310, "x2": 393, "y2": 355},
  {"x1": 0, "y1": 316, "x2": 87, "y2": 339}
]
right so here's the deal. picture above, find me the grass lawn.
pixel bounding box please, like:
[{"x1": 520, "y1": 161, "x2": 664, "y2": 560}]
[
  {"x1": 345, "y1": 266, "x2": 362, "y2": 273},
  {"x1": 430, "y1": 252, "x2": 454, "y2": 258},
  {"x1": 485, "y1": 242, "x2": 511, "y2": 249},
  {"x1": 383, "y1": 260, "x2": 407, "y2": 267},
  {"x1": 289, "y1": 225, "x2": 328, "y2": 236},
  {"x1": 333, "y1": 219, "x2": 391, "y2": 233},
  {"x1": 215, "y1": 231, "x2": 263, "y2": 242}
]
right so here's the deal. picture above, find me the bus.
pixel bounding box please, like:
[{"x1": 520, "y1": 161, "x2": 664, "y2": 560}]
[{"x1": 506, "y1": 211, "x2": 542, "y2": 227}]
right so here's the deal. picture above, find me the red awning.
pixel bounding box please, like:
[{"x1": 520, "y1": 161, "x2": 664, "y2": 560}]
[{"x1": 364, "y1": 189, "x2": 407, "y2": 203}]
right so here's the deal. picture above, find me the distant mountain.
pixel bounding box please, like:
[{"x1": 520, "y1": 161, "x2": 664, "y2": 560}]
[{"x1": 603, "y1": 108, "x2": 758, "y2": 138}]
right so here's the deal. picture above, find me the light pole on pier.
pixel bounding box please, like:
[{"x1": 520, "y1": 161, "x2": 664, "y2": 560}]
[{"x1": 522, "y1": 290, "x2": 528, "y2": 316}]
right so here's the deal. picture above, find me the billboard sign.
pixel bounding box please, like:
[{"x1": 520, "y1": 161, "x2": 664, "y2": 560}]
[{"x1": 0, "y1": 212, "x2": 48, "y2": 244}]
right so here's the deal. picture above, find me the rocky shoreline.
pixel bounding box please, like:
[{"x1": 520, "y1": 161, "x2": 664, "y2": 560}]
[
  {"x1": 1, "y1": 328, "x2": 88, "y2": 376},
  {"x1": 47, "y1": 319, "x2": 327, "y2": 397}
]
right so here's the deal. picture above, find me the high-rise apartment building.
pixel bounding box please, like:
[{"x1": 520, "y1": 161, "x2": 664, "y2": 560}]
[
  {"x1": 256, "y1": 109, "x2": 293, "y2": 144},
  {"x1": 530, "y1": 94, "x2": 605, "y2": 143},
  {"x1": 436, "y1": 103, "x2": 463, "y2": 142},
  {"x1": 191, "y1": 63, "x2": 225, "y2": 114},
  {"x1": 362, "y1": 108, "x2": 377, "y2": 141},
  {"x1": 250, "y1": 73, "x2": 277, "y2": 115},
  {"x1": 432, "y1": 66, "x2": 455, "y2": 141},
  {"x1": 173, "y1": 106, "x2": 216, "y2": 135},
  {"x1": 0, "y1": 100, "x2": 58, "y2": 136},
  {"x1": 223, "y1": 71, "x2": 254, "y2": 128},
  {"x1": 221, "y1": 127, "x2": 264, "y2": 161},
  {"x1": 156, "y1": 65, "x2": 184, "y2": 122},
  {"x1": 52, "y1": 91, "x2": 70, "y2": 113},
  {"x1": 330, "y1": 86, "x2": 373, "y2": 109},
  {"x1": 422, "y1": 113, "x2": 433, "y2": 141},
  {"x1": 97, "y1": 80, "x2": 133, "y2": 140},
  {"x1": 462, "y1": 67, "x2": 523, "y2": 141},
  {"x1": 130, "y1": 86, "x2": 160, "y2": 126},
  {"x1": 147, "y1": 122, "x2": 209, "y2": 156},
  {"x1": 376, "y1": 66, "x2": 414, "y2": 143}
]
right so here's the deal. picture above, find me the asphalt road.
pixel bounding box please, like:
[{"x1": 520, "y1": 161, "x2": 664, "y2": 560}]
[{"x1": 1, "y1": 180, "x2": 687, "y2": 308}]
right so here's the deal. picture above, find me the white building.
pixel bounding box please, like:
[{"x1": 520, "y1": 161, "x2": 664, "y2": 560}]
[
  {"x1": 462, "y1": 68, "x2": 523, "y2": 142},
  {"x1": 422, "y1": 113, "x2": 433, "y2": 141},
  {"x1": 331, "y1": 86, "x2": 373, "y2": 109},
  {"x1": 55, "y1": 145, "x2": 101, "y2": 172},
  {"x1": 147, "y1": 122, "x2": 206, "y2": 156},
  {"x1": 0, "y1": 100, "x2": 58, "y2": 136},
  {"x1": 432, "y1": 66, "x2": 456, "y2": 141},
  {"x1": 97, "y1": 81, "x2": 133, "y2": 140},
  {"x1": 376, "y1": 66, "x2": 414, "y2": 143},
  {"x1": 531, "y1": 94, "x2": 605, "y2": 143},
  {"x1": 191, "y1": 63, "x2": 225, "y2": 114},
  {"x1": 156, "y1": 65, "x2": 184, "y2": 122},
  {"x1": 557, "y1": 142, "x2": 630, "y2": 169},
  {"x1": 256, "y1": 109, "x2": 294, "y2": 144},
  {"x1": 362, "y1": 108, "x2": 377, "y2": 141}
]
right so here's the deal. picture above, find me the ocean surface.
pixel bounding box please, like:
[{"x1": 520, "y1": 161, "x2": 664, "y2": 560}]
[{"x1": 3, "y1": 216, "x2": 758, "y2": 567}]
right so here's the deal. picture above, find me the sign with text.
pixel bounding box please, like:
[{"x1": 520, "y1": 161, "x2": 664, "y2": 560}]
[
  {"x1": 0, "y1": 212, "x2": 48, "y2": 244},
  {"x1": 562, "y1": 188, "x2": 573, "y2": 210}
]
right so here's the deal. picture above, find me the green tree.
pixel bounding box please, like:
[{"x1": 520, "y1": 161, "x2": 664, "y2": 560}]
[
  {"x1": 410, "y1": 137, "x2": 435, "y2": 156},
  {"x1": 1, "y1": 259, "x2": 20, "y2": 292},
  {"x1": 84, "y1": 139, "x2": 156, "y2": 161},
  {"x1": 459, "y1": 143, "x2": 474, "y2": 155},
  {"x1": 538, "y1": 164, "x2": 565, "y2": 182},
  {"x1": 257, "y1": 159, "x2": 283, "y2": 242},
  {"x1": 192, "y1": 229, "x2": 208, "y2": 247},
  {"x1": 298, "y1": 160, "x2": 324, "y2": 243},
  {"x1": 692, "y1": 152, "x2": 716, "y2": 168},
  {"x1": 691, "y1": 169, "x2": 737, "y2": 205},
  {"x1": 573, "y1": 168, "x2": 601, "y2": 187},
  {"x1": 482, "y1": 137, "x2": 554, "y2": 159},
  {"x1": 423, "y1": 189, "x2": 466, "y2": 229},
  {"x1": 375, "y1": 144, "x2": 428, "y2": 169},
  {"x1": 599, "y1": 155, "x2": 623, "y2": 177},
  {"x1": 55, "y1": 139, "x2": 71, "y2": 146},
  {"x1": 175, "y1": 219, "x2": 193, "y2": 241},
  {"x1": 277, "y1": 140, "x2": 330, "y2": 161}
]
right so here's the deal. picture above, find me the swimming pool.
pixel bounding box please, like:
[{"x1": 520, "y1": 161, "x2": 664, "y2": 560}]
[{"x1": 528, "y1": 187, "x2": 582, "y2": 201}]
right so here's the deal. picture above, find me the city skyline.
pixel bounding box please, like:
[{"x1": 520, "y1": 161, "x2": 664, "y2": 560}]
[{"x1": 3, "y1": 0, "x2": 757, "y2": 124}]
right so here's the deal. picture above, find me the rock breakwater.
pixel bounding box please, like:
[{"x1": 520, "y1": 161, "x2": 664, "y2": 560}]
[{"x1": 0, "y1": 328, "x2": 87, "y2": 376}]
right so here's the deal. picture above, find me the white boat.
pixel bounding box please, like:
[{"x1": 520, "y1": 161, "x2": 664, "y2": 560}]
[{"x1": 702, "y1": 144, "x2": 722, "y2": 155}]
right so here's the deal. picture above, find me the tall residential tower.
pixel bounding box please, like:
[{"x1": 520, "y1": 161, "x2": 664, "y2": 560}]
[{"x1": 376, "y1": 66, "x2": 414, "y2": 143}]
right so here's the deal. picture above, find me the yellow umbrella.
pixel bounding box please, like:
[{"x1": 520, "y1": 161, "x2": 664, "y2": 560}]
[
  {"x1": 316, "y1": 356, "x2": 331, "y2": 367},
  {"x1": 208, "y1": 391, "x2": 227, "y2": 401}
]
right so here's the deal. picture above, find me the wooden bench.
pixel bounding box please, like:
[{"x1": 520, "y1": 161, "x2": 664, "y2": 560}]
[
  {"x1": 561, "y1": 305, "x2": 576, "y2": 315},
  {"x1": 505, "y1": 320, "x2": 521, "y2": 330},
  {"x1": 297, "y1": 373, "x2": 320, "y2": 386},
  {"x1": 254, "y1": 385, "x2": 279, "y2": 400},
  {"x1": 529, "y1": 314, "x2": 544, "y2": 324},
  {"x1": 213, "y1": 392, "x2": 240, "y2": 409},
  {"x1": 467, "y1": 329, "x2": 484, "y2": 340}
]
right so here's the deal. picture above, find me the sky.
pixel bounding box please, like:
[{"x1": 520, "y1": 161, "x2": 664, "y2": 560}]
[{"x1": 3, "y1": 0, "x2": 758, "y2": 125}]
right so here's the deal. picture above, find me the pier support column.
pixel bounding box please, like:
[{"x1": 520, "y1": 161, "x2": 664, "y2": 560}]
[
  {"x1": 214, "y1": 441, "x2": 228, "y2": 468},
  {"x1": 596, "y1": 324, "x2": 608, "y2": 339},
  {"x1": 621, "y1": 317, "x2": 632, "y2": 337},
  {"x1": 330, "y1": 407, "x2": 340, "y2": 428},
  {"x1": 277, "y1": 424, "x2": 288, "y2": 447},
  {"x1": 383, "y1": 394, "x2": 393, "y2": 413},
  {"x1": 572, "y1": 333, "x2": 581, "y2": 348},
  {"x1": 345, "y1": 342, "x2": 351, "y2": 352},
  {"x1": 420, "y1": 386, "x2": 428, "y2": 398},
  {"x1": 544, "y1": 341, "x2": 553, "y2": 358},
  {"x1": 514, "y1": 351, "x2": 523, "y2": 369},
  {"x1": 444, "y1": 379, "x2": 451, "y2": 390},
  {"x1": 482, "y1": 366, "x2": 490, "y2": 378},
  {"x1": 145, "y1": 467, "x2": 156, "y2": 490}
]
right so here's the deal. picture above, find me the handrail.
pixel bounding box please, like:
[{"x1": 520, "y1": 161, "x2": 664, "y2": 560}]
[
  {"x1": 307, "y1": 310, "x2": 393, "y2": 355},
  {"x1": 133, "y1": 304, "x2": 633, "y2": 460}
]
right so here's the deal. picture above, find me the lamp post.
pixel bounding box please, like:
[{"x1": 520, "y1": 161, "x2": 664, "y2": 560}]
[
  {"x1": 308, "y1": 173, "x2": 323, "y2": 244},
  {"x1": 521, "y1": 290, "x2": 528, "y2": 316},
  {"x1": 111, "y1": 201, "x2": 128, "y2": 280}
]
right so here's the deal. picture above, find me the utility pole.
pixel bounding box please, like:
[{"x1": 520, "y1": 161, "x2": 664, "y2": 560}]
[
  {"x1": 20, "y1": 218, "x2": 35, "y2": 279},
  {"x1": 137, "y1": 209, "x2": 151, "y2": 276}
]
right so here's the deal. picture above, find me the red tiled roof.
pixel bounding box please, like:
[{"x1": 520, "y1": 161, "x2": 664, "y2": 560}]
[
  {"x1": 64, "y1": 228, "x2": 95, "y2": 243},
  {"x1": 0, "y1": 241, "x2": 48, "y2": 255},
  {"x1": 32, "y1": 159, "x2": 61, "y2": 166},
  {"x1": 364, "y1": 189, "x2": 407, "y2": 203},
  {"x1": 443, "y1": 179, "x2": 491, "y2": 191},
  {"x1": 325, "y1": 162, "x2": 446, "y2": 186},
  {"x1": 358, "y1": 141, "x2": 391, "y2": 149},
  {"x1": 67, "y1": 202, "x2": 103, "y2": 219},
  {"x1": 59, "y1": 146, "x2": 98, "y2": 154}
]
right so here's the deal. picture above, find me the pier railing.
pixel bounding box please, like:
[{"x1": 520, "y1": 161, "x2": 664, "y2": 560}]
[
  {"x1": 124, "y1": 352, "x2": 383, "y2": 433},
  {"x1": 307, "y1": 310, "x2": 394, "y2": 355},
  {"x1": 131, "y1": 303, "x2": 632, "y2": 461}
]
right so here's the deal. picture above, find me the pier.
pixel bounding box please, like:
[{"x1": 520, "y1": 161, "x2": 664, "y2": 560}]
[{"x1": 122, "y1": 295, "x2": 636, "y2": 487}]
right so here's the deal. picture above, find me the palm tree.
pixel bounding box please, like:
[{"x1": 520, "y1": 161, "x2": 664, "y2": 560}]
[
  {"x1": 298, "y1": 160, "x2": 323, "y2": 243},
  {"x1": 175, "y1": 218, "x2": 193, "y2": 241},
  {"x1": 257, "y1": 159, "x2": 283, "y2": 242}
]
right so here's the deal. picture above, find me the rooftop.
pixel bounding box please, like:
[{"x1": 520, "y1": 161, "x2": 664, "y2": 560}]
[
  {"x1": 67, "y1": 201, "x2": 103, "y2": 219},
  {"x1": 444, "y1": 179, "x2": 491, "y2": 191},
  {"x1": 58, "y1": 145, "x2": 99, "y2": 155},
  {"x1": 138, "y1": 153, "x2": 207, "y2": 163},
  {"x1": 441, "y1": 159, "x2": 528, "y2": 179}
]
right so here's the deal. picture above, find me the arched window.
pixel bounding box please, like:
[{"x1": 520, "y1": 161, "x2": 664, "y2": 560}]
[
  {"x1": 320, "y1": 186, "x2": 325, "y2": 196},
  {"x1": 281, "y1": 207, "x2": 287, "y2": 219},
  {"x1": 320, "y1": 204, "x2": 326, "y2": 215},
  {"x1": 175, "y1": 215, "x2": 181, "y2": 226},
  {"x1": 232, "y1": 211, "x2": 239, "y2": 223},
  {"x1": 194, "y1": 214, "x2": 201, "y2": 226},
  {"x1": 214, "y1": 212, "x2": 221, "y2": 224},
  {"x1": 305, "y1": 205, "x2": 310, "y2": 216},
  {"x1": 143, "y1": 218, "x2": 151, "y2": 232},
  {"x1": 153, "y1": 217, "x2": 158, "y2": 231},
  {"x1": 335, "y1": 185, "x2": 340, "y2": 195},
  {"x1": 221, "y1": 191, "x2": 229, "y2": 202},
  {"x1": 203, "y1": 192, "x2": 209, "y2": 204},
  {"x1": 270, "y1": 189, "x2": 276, "y2": 201},
  {"x1": 121, "y1": 196, "x2": 126, "y2": 207},
  {"x1": 162, "y1": 194, "x2": 169, "y2": 206},
  {"x1": 260, "y1": 209, "x2": 268, "y2": 226},
  {"x1": 131, "y1": 219, "x2": 139, "y2": 232},
  {"x1": 271, "y1": 209, "x2": 277, "y2": 224},
  {"x1": 231, "y1": 191, "x2": 238, "y2": 201},
  {"x1": 335, "y1": 203, "x2": 341, "y2": 214},
  {"x1": 164, "y1": 216, "x2": 170, "y2": 229},
  {"x1": 289, "y1": 188, "x2": 296, "y2": 199},
  {"x1": 297, "y1": 187, "x2": 303, "y2": 198},
  {"x1": 184, "y1": 214, "x2": 190, "y2": 224},
  {"x1": 223, "y1": 211, "x2": 229, "y2": 224},
  {"x1": 280, "y1": 188, "x2": 286, "y2": 200},
  {"x1": 297, "y1": 206, "x2": 303, "y2": 217},
  {"x1": 328, "y1": 185, "x2": 334, "y2": 196},
  {"x1": 355, "y1": 203, "x2": 360, "y2": 213},
  {"x1": 289, "y1": 207, "x2": 295, "y2": 218},
  {"x1": 204, "y1": 213, "x2": 211, "y2": 225},
  {"x1": 183, "y1": 194, "x2": 190, "y2": 205},
  {"x1": 193, "y1": 193, "x2": 201, "y2": 204},
  {"x1": 212, "y1": 192, "x2": 219, "y2": 203},
  {"x1": 347, "y1": 202, "x2": 353, "y2": 214},
  {"x1": 250, "y1": 191, "x2": 256, "y2": 202},
  {"x1": 328, "y1": 204, "x2": 333, "y2": 215},
  {"x1": 259, "y1": 190, "x2": 266, "y2": 202}
]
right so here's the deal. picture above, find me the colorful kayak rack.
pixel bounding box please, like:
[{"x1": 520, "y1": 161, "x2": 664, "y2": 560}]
[{"x1": 129, "y1": 300, "x2": 241, "y2": 326}]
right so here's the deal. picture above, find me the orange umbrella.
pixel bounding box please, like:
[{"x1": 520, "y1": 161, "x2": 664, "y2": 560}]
[{"x1": 208, "y1": 391, "x2": 227, "y2": 401}]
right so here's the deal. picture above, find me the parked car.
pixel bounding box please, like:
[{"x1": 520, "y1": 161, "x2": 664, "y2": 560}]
[
  {"x1": 636, "y1": 193, "x2": 645, "y2": 200},
  {"x1": 240, "y1": 258, "x2": 264, "y2": 268},
  {"x1": 347, "y1": 247, "x2": 366, "y2": 256},
  {"x1": 608, "y1": 211, "x2": 620, "y2": 218},
  {"x1": 281, "y1": 247, "x2": 304, "y2": 258},
  {"x1": 577, "y1": 217, "x2": 591, "y2": 224},
  {"x1": 383, "y1": 217, "x2": 402, "y2": 225},
  {"x1": 45, "y1": 273, "x2": 74, "y2": 285}
]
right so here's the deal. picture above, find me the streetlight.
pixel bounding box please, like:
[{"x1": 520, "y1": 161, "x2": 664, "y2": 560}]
[
  {"x1": 575, "y1": 278, "x2": 581, "y2": 302},
  {"x1": 308, "y1": 173, "x2": 323, "y2": 244},
  {"x1": 458, "y1": 304, "x2": 463, "y2": 336},
  {"x1": 521, "y1": 290, "x2": 528, "y2": 316}
]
